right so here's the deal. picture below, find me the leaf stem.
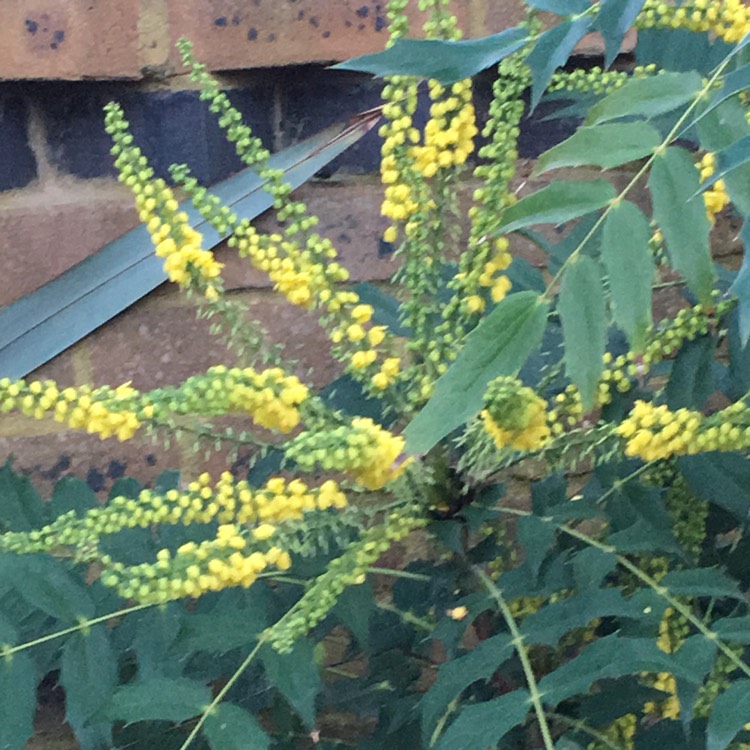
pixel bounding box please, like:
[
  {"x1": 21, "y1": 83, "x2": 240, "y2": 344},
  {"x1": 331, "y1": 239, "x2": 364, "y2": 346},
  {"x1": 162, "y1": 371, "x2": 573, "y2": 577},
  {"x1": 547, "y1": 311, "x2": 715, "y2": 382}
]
[
  {"x1": 475, "y1": 567, "x2": 555, "y2": 750},
  {"x1": 179, "y1": 635, "x2": 268, "y2": 750}
]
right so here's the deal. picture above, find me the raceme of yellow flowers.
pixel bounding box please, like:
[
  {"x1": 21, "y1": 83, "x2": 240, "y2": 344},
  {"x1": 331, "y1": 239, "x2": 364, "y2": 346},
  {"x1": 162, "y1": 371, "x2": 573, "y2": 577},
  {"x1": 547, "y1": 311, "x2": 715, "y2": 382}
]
[{"x1": 637, "y1": 0, "x2": 750, "y2": 44}]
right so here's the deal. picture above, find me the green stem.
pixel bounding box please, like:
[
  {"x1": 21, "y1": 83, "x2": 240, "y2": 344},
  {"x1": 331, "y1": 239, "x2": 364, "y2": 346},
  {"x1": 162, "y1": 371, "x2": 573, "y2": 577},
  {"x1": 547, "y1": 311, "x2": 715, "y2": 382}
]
[
  {"x1": 547, "y1": 711, "x2": 627, "y2": 750},
  {"x1": 376, "y1": 601, "x2": 434, "y2": 632},
  {"x1": 475, "y1": 567, "x2": 555, "y2": 750},
  {"x1": 179, "y1": 635, "x2": 268, "y2": 750},
  {"x1": 1, "y1": 601, "x2": 154, "y2": 657},
  {"x1": 368, "y1": 566, "x2": 432, "y2": 581}
]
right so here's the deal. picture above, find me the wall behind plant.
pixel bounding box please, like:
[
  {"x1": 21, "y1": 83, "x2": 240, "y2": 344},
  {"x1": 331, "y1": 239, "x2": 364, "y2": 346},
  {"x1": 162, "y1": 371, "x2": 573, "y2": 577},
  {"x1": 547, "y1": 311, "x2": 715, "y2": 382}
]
[{"x1": 0, "y1": 0, "x2": 623, "y2": 492}]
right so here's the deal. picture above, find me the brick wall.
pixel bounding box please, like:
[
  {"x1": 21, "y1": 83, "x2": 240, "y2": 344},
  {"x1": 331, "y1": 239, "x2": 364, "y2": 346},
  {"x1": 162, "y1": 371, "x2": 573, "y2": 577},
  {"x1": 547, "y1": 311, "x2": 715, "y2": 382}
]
[{"x1": 0, "y1": 0, "x2": 610, "y2": 494}]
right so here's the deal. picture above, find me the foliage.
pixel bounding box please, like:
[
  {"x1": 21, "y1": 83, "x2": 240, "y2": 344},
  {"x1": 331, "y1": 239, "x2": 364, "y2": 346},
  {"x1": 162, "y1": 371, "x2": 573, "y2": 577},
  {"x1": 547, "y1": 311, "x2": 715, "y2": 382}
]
[{"x1": 3, "y1": 1, "x2": 750, "y2": 749}]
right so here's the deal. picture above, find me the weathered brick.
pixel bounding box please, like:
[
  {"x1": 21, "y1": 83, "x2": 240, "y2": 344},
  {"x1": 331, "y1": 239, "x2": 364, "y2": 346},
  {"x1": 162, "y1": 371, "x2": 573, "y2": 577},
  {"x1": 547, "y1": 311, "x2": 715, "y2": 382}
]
[
  {"x1": 0, "y1": 89, "x2": 37, "y2": 190},
  {"x1": 218, "y1": 178, "x2": 398, "y2": 289},
  {"x1": 0, "y1": 180, "x2": 138, "y2": 307},
  {"x1": 0, "y1": 0, "x2": 141, "y2": 80},
  {"x1": 86, "y1": 286, "x2": 343, "y2": 391},
  {"x1": 167, "y1": 0, "x2": 473, "y2": 72},
  {"x1": 36, "y1": 83, "x2": 274, "y2": 184}
]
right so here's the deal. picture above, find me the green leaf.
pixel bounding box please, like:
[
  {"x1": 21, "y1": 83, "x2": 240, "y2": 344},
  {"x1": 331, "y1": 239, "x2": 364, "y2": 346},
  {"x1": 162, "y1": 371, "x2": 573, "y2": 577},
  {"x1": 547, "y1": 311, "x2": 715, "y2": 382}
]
[
  {"x1": 421, "y1": 633, "x2": 514, "y2": 740},
  {"x1": 203, "y1": 703, "x2": 270, "y2": 750},
  {"x1": 649, "y1": 146, "x2": 714, "y2": 304},
  {"x1": 0, "y1": 464, "x2": 44, "y2": 531},
  {"x1": 586, "y1": 71, "x2": 702, "y2": 125},
  {"x1": 535, "y1": 123, "x2": 661, "y2": 174},
  {"x1": 706, "y1": 679, "x2": 750, "y2": 750},
  {"x1": 104, "y1": 677, "x2": 211, "y2": 723},
  {"x1": 602, "y1": 200, "x2": 654, "y2": 351},
  {"x1": 179, "y1": 607, "x2": 267, "y2": 655},
  {"x1": 558, "y1": 255, "x2": 606, "y2": 410},
  {"x1": 665, "y1": 334, "x2": 714, "y2": 410},
  {"x1": 0, "y1": 652, "x2": 36, "y2": 750},
  {"x1": 698, "y1": 134, "x2": 750, "y2": 193},
  {"x1": 132, "y1": 605, "x2": 184, "y2": 679},
  {"x1": 538, "y1": 636, "x2": 698, "y2": 706},
  {"x1": 433, "y1": 690, "x2": 530, "y2": 750},
  {"x1": 0, "y1": 111, "x2": 382, "y2": 379},
  {"x1": 335, "y1": 581, "x2": 373, "y2": 648},
  {"x1": 691, "y1": 62, "x2": 750, "y2": 129},
  {"x1": 332, "y1": 27, "x2": 528, "y2": 82},
  {"x1": 660, "y1": 568, "x2": 744, "y2": 600},
  {"x1": 712, "y1": 617, "x2": 750, "y2": 644},
  {"x1": 261, "y1": 638, "x2": 320, "y2": 728},
  {"x1": 497, "y1": 180, "x2": 616, "y2": 234},
  {"x1": 678, "y1": 452, "x2": 750, "y2": 519},
  {"x1": 404, "y1": 292, "x2": 549, "y2": 454},
  {"x1": 521, "y1": 588, "x2": 643, "y2": 646},
  {"x1": 61, "y1": 627, "x2": 116, "y2": 743},
  {"x1": 47, "y1": 476, "x2": 98, "y2": 521},
  {"x1": 526, "y1": 0, "x2": 589, "y2": 13},
  {"x1": 597, "y1": 0, "x2": 646, "y2": 68},
  {"x1": 0, "y1": 554, "x2": 94, "y2": 622},
  {"x1": 527, "y1": 17, "x2": 593, "y2": 110},
  {"x1": 517, "y1": 515, "x2": 557, "y2": 583},
  {"x1": 731, "y1": 221, "x2": 750, "y2": 346}
]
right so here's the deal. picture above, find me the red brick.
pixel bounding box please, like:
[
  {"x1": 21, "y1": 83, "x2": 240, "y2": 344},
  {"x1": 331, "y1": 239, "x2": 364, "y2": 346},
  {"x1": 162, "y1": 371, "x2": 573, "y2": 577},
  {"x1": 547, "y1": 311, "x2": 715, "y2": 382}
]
[
  {"x1": 0, "y1": 179, "x2": 138, "y2": 307},
  {"x1": 0, "y1": 0, "x2": 141, "y2": 80},
  {"x1": 217, "y1": 178, "x2": 398, "y2": 290},
  {"x1": 168, "y1": 0, "x2": 473, "y2": 72}
]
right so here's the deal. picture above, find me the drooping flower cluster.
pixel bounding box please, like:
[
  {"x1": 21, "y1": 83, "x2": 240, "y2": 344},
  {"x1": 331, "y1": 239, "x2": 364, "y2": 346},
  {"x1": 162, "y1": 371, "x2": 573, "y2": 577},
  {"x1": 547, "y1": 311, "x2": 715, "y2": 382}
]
[
  {"x1": 285, "y1": 417, "x2": 410, "y2": 490},
  {"x1": 0, "y1": 377, "x2": 142, "y2": 442},
  {"x1": 104, "y1": 103, "x2": 223, "y2": 300},
  {"x1": 0, "y1": 365, "x2": 311, "y2": 441},
  {"x1": 481, "y1": 376, "x2": 550, "y2": 452}
]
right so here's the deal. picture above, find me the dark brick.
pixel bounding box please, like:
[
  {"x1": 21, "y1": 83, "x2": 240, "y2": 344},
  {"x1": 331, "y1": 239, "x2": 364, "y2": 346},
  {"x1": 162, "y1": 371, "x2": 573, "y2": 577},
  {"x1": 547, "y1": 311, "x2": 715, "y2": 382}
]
[
  {"x1": 0, "y1": 88, "x2": 37, "y2": 190},
  {"x1": 35, "y1": 82, "x2": 275, "y2": 185},
  {"x1": 278, "y1": 69, "x2": 430, "y2": 176}
]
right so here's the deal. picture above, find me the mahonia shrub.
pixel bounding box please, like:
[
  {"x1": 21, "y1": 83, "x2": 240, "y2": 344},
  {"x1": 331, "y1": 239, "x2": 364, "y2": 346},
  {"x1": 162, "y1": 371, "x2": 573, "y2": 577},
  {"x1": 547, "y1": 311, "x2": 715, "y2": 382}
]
[{"x1": 4, "y1": 1, "x2": 750, "y2": 748}]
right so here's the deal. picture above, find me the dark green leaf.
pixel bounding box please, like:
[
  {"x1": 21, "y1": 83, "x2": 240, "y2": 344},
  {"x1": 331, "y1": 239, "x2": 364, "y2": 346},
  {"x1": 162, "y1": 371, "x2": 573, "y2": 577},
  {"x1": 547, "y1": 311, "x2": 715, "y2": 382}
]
[
  {"x1": 573, "y1": 547, "x2": 617, "y2": 589},
  {"x1": 597, "y1": 0, "x2": 646, "y2": 68},
  {"x1": 421, "y1": 633, "x2": 514, "y2": 740},
  {"x1": 0, "y1": 464, "x2": 44, "y2": 531},
  {"x1": 47, "y1": 476, "x2": 98, "y2": 521},
  {"x1": 666, "y1": 333, "x2": 715, "y2": 411},
  {"x1": 261, "y1": 638, "x2": 320, "y2": 728},
  {"x1": 558, "y1": 255, "x2": 606, "y2": 410},
  {"x1": 699, "y1": 134, "x2": 750, "y2": 196},
  {"x1": 203, "y1": 703, "x2": 270, "y2": 750},
  {"x1": 0, "y1": 554, "x2": 94, "y2": 622},
  {"x1": 602, "y1": 200, "x2": 654, "y2": 351},
  {"x1": 497, "y1": 180, "x2": 616, "y2": 234},
  {"x1": 660, "y1": 568, "x2": 743, "y2": 600},
  {"x1": 105, "y1": 677, "x2": 210, "y2": 723},
  {"x1": 179, "y1": 610, "x2": 266, "y2": 655},
  {"x1": 673, "y1": 635, "x2": 717, "y2": 731},
  {"x1": 404, "y1": 292, "x2": 549, "y2": 454},
  {"x1": 335, "y1": 581, "x2": 373, "y2": 648},
  {"x1": 333, "y1": 27, "x2": 528, "y2": 82},
  {"x1": 678, "y1": 452, "x2": 750, "y2": 519},
  {"x1": 433, "y1": 690, "x2": 530, "y2": 750},
  {"x1": 61, "y1": 627, "x2": 116, "y2": 743},
  {"x1": 527, "y1": 18, "x2": 593, "y2": 110},
  {"x1": 712, "y1": 617, "x2": 750, "y2": 644},
  {"x1": 522, "y1": 588, "x2": 642, "y2": 646},
  {"x1": 707, "y1": 679, "x2": 750, "y2": 750},
  {"x1": 586, "y1": 71, "x2": 702, "y2": 125},
  {"x1": 0, "y1": 112, "x2": 382, "y2": 379},
  {"x1": 0, "y1": 652, "x2": 36, "y2": 750},
  {"x1": 526, "y1": 0, "x2": 589, "y2": 13},
  {"x1": 538, "y1": 636, "x2": 699, "y2": 706},
  {"x1": 728, "y1": 307, "x2": 750, "y2": 397},
  {"x1": 132, "y1": 605, "x2": 184, "y2": 679},
  {"x1": 649, "y1": 146, "x2": 714, "y2": 304},
  {"x1": 535, "y1": 123, "x2": 661, "y2": 174},
  {"x1": 517, "y1": 515, "x2": 557, "y2": 583}
]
